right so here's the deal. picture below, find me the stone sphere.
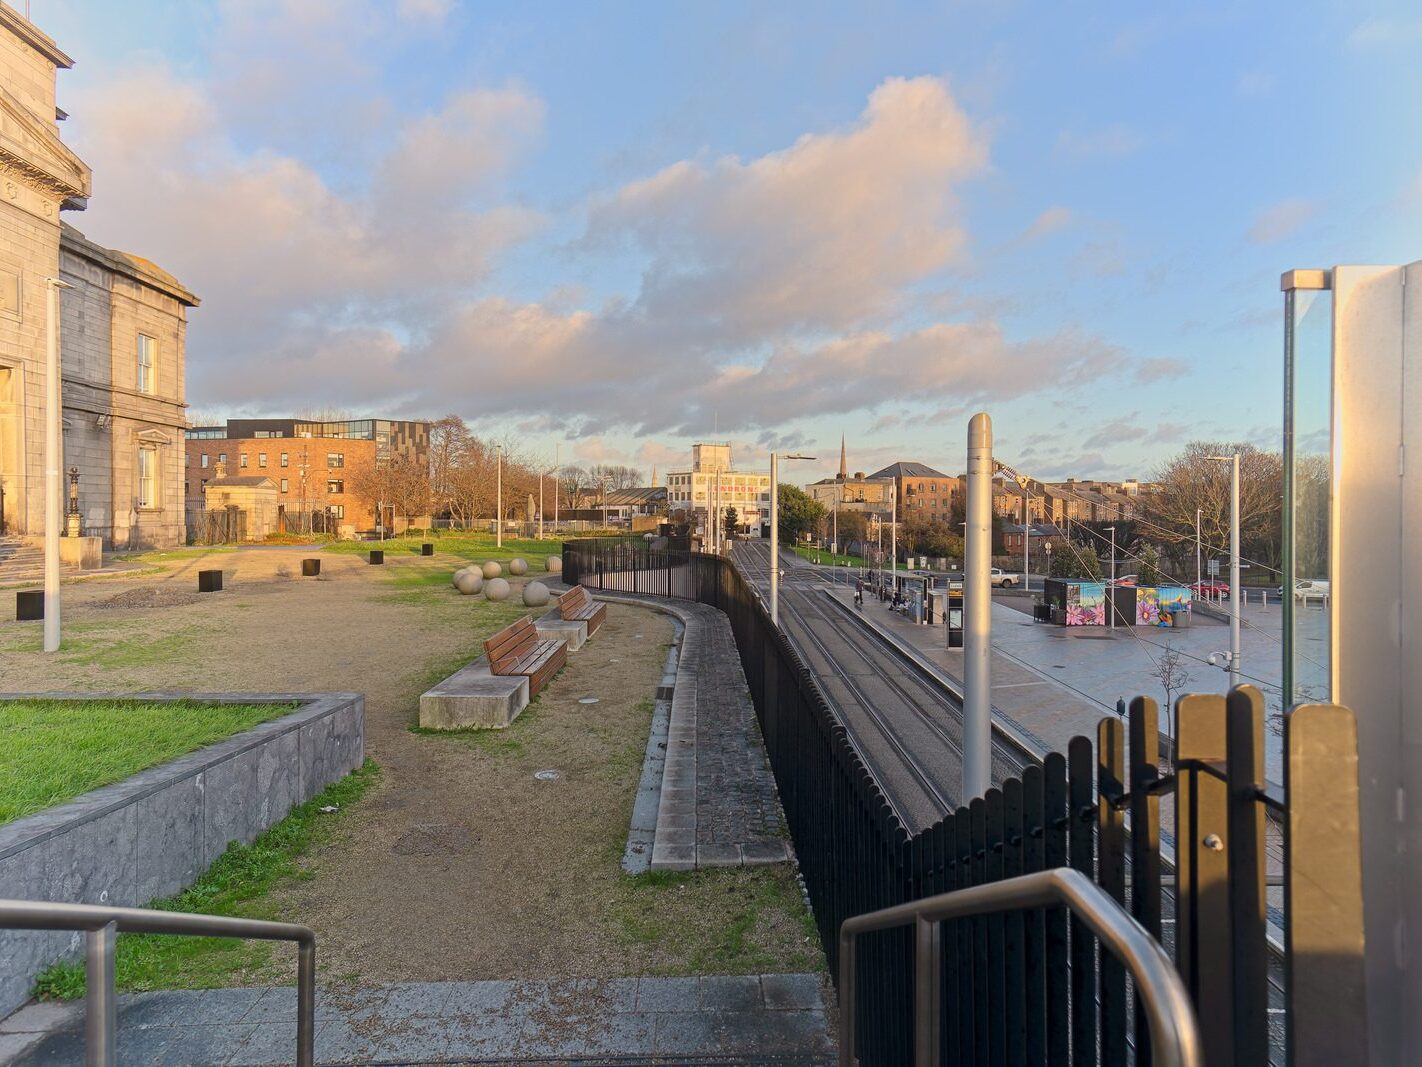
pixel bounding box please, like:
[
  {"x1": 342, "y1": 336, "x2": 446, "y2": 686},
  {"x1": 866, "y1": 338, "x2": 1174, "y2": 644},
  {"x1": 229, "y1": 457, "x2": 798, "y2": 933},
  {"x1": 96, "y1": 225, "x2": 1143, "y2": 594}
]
[
  {"x1": 484, "y1": 577, "x2": 511, "y2": 601},
  {"x1": 455, "y1": 570, "x2": 483, "y2": 595},
  {"x1": 452, "y1": 566, "x2": 472, "y2": 588},
  {"x1": 643, "y1": 532, "x2": 655, "y2": 541},
  {"x1": 546, "y1": 555, "x2": 562, "y2": 574},
  {"x1": 508, "y1": 557, "x2": 528, "y2": 576},
  {"x1": 522, "y1": 580, "x2": 551, "y2": 607},
  {"x1": 481, "y1": 560, "x2": 503, "y2": 579}
]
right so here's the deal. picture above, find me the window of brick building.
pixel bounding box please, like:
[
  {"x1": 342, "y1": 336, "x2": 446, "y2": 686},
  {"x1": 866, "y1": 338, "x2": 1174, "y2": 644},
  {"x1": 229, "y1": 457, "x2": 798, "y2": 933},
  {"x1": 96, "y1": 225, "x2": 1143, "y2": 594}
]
[
  {"x1": 137, "y1": 334, "x2": 157, "y2": 394},
  {"x1": 258, "y1": 453, "x2": 268, "y2": 468},
  {"x1": 137, "y1": 447, "x2": 157, "y2": 508},
  {"x1": 327, "y1": 480, "x2": 344, "y2": 494},
  {"x1": 239, "y1": 454, "x2": 248, "y2": 468},
  {"x1": 280, "y1": 479, "x2": 289, "y2": 493},
  {"x1": 327, "y1": 453, "x2": 344, "y2": 468},
  {"x1": 329, "y1": 505, "x2": 345, "y2": 519},
  {"x1": 280, "y1": 452, "x2": 289, "y2": 467},
  {"x1": 200, "y1": 454, "x2": 209, "y2": 469},
  {"x1": 218, "y1": 453, "x2": 227, "y2": 465}
]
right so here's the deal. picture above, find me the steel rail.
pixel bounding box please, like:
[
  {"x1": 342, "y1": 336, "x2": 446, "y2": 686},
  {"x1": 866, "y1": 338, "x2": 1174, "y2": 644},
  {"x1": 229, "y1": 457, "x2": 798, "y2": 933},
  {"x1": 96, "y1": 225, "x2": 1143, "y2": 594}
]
[
  {"x1": 0, "y1": 899, "x2": 315, "y2": 1067},
  {"x1": 838, "y1": 868, "x2": 1202, "y2": 1067}
]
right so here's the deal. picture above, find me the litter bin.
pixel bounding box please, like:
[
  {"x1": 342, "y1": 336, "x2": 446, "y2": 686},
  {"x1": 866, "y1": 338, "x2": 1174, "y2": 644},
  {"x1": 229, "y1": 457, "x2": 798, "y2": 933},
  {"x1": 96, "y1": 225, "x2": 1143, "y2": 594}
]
[{"x1": 1033, "y1": 602, "x2": 1052, "y2": 623}]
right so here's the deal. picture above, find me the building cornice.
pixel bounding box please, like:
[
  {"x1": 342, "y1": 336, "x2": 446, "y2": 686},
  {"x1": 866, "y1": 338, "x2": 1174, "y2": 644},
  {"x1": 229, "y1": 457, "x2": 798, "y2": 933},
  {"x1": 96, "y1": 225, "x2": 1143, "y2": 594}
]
[
  {"x1": 0, "y1": 4, "x2": 73, "y2": 68},
  {"x1": 60, "y1": 223, "x2": 199, "y2": 307}
]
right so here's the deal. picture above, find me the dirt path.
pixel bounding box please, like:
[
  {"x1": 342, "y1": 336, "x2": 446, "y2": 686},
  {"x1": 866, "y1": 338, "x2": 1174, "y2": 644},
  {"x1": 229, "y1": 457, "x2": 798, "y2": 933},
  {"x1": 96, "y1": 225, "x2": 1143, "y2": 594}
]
[{"x1": 0, "y1": 548, "x2": 818, "y2": 985}]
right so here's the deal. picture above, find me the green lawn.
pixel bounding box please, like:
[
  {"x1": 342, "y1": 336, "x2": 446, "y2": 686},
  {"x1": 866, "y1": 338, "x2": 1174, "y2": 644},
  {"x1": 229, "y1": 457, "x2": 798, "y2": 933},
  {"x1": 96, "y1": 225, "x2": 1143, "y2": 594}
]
[
  {"x1": 319, "y1": 530, "x2": 570, "y2": 561},
  {"x1": 793, "y1": 545, "x2": 867, "y2": 568},
  {"x1": 34, "y1": 761, "x2": 380, "y2": 998},
  {"x1": 0, "y1": 699, "x2": 297, "y2": 825}
]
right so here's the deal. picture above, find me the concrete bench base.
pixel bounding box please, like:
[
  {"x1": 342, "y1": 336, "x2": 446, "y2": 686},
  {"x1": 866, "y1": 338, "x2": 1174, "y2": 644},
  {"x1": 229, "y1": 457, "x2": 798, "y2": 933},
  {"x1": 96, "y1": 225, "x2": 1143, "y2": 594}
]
[
  {"x1": 419, "y1": 659, "x2": 529, "y2": 729},
  {"x1": 535, "y1": 615, "x2": 587, "y2": 651}
]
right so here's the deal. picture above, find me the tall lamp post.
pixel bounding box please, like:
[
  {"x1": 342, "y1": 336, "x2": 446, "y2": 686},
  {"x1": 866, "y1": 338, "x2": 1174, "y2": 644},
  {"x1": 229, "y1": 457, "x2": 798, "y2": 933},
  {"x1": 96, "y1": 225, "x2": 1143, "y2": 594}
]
[
  {"x1": 553, "y1": 443, "x2": 559, "y2": 534},
  {"x1": 1208, "y1": 453, "x2": 1242, "y2": 688},
  {"x1": 963, "y1": 413, "x2": 993, "y2": 801},
  {"x1": 43, "y1": 277, "x2": 73, "y2": 653},
  {"x1": 769, "y1": 451, "x2": 815, "y2": 626},
  {"x1": 495, "y1": 445, "x2": 503, "y2": 548},
  {"x1": 1103, "y1": 525, "x2": 1116, "y2": 629},
  {"x1": 1195, "y1": 507, "x2": 1202, "y2": 595}
]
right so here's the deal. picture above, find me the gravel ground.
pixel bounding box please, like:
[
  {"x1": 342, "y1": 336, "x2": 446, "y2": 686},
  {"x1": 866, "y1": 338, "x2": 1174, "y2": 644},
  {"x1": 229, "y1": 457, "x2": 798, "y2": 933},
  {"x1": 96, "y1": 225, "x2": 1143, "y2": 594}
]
[{"x1": 0, "y1": 547, "x2": 820, "y2": 986}]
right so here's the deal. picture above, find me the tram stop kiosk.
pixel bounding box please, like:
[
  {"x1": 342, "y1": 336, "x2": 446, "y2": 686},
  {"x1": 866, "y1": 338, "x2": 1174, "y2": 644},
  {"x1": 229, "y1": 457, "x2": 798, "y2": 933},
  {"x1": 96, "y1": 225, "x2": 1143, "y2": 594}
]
[
  {"x1": 945, "y1": 582, "x2": 964, "y2": 648},
  {"x1": 1281, "y1": 261, "x2": 1422, "y2": 1065}
]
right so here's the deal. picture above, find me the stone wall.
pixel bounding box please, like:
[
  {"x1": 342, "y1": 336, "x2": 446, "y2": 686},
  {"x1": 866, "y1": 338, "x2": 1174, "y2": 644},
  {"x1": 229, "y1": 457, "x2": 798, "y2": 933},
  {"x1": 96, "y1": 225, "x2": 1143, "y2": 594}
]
[{"x1": 0, "y1": 692, "x2": 364, "y2": 1018}]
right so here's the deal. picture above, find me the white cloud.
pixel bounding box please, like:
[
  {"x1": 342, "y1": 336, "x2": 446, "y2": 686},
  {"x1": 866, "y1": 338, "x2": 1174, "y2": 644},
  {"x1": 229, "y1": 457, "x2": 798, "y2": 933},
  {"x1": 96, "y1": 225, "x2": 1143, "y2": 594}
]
[
  {"x1": 1247, "y1": 198, "x2": 1319, "y2": 244},
  {"x1": 1022, "y1": 206, "x2": 1072, "y2": 240},
  {"x1": 1055, "y1": 124, "x2": 1144, "y2": 161},
  {"x1": 1346, "y1": 17, "x2": 1422, "y2": 49},
  {"x1": 585, "y1": 75, "x2": 989, "y2": 338},
  {"x1": 397, "y1": 0, "x2": 456, "y2": 24}
]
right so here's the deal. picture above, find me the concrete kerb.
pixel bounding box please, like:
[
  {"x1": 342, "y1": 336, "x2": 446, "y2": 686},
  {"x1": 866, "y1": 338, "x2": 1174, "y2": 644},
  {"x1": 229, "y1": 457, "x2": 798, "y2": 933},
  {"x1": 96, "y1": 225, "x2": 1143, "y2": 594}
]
[{"x1": 0, "y1": 691, "x2": 365, "y2": 1020}]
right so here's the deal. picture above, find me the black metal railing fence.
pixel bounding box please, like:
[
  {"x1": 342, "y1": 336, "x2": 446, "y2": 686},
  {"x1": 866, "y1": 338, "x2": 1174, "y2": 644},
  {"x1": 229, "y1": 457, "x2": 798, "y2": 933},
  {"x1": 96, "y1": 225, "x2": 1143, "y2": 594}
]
[{"x1": 563, "y1": 539, "x2": 1366, "y2": 1067}]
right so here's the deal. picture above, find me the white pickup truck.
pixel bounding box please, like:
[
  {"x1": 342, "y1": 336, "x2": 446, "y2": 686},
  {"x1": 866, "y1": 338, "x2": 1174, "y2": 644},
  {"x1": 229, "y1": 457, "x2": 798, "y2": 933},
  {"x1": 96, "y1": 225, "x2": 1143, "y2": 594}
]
[{"x1": 990, "y1": 567, "x2": 1021, "y2": 588}]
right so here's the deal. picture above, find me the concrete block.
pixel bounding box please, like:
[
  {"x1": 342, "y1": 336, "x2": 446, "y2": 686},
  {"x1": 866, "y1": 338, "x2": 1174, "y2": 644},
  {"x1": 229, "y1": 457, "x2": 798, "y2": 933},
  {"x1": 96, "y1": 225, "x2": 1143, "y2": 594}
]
[
  {"x1": 419, "y1": 660, "x2": 529, "y2": 730},
  {"x1": 130, "y1": 775, "x2": 203, "y2": 902},
  {"x1": 57, "y1": 536, "x2": 102, "y2": 569},
  {"x1": 535, "y1": 617, "x2": 586, "y2": 651}
]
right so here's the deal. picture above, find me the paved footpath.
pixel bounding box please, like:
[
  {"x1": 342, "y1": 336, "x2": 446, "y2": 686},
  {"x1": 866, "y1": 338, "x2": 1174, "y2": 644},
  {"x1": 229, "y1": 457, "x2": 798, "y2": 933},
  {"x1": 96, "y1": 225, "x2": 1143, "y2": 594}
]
[
  {"x1": 1, "y1": 975, "x2": 833, "y2": 1065},
  {"x1": 577, "y1": 589, "x2": 791, "y2": 871}
]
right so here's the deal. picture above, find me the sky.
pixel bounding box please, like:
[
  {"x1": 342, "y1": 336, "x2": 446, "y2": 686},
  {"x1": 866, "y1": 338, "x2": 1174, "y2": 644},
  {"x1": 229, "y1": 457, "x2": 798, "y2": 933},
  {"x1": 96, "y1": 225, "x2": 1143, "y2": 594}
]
[{"x1": 33, "y1": 0, "x2": 1422, "y2": 485}]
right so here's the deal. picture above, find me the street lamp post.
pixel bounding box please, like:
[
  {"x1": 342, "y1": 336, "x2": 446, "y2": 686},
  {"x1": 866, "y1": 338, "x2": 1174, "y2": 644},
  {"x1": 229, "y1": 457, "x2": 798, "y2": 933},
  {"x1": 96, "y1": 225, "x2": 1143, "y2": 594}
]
[
  {"x1": 769, "y1": 452, "x2": 815, "y2": 626},
  {"x1": 1208, "y1": 453, "x2": 1242, "y2": 688},
  {"x1": 553, "y1": 443, "x2": 559, "y2": 533},
  {"x1": 1104, "y1": 525, "x2": 1116, "y2": 629},
  {"x1": 1195, "y1": 507, "x2": 1202, "y2": 595},
  {"x1": 42, "y1": 277, "x2": 72, "y2": 653},
  {"x1": 964, "y1": 413, "x2": 993, "y2": 801},
  {"x1": 496, "y1": 446, "x2": 503, "y2": 548}
]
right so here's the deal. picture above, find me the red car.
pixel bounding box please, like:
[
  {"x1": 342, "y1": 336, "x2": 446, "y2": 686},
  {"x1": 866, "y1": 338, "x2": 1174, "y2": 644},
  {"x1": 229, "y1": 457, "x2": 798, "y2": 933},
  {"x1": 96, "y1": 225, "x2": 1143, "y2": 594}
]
[{"x1": 1190, "y1": 580, "x2": 1229, "y2": 598}]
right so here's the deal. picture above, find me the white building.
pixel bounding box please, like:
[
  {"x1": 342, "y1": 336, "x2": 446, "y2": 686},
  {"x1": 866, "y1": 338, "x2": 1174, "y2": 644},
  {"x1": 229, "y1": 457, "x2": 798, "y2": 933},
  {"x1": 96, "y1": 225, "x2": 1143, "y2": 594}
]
[{"x1": 665, "y1": 443, "x2": 771, "y2": 538}]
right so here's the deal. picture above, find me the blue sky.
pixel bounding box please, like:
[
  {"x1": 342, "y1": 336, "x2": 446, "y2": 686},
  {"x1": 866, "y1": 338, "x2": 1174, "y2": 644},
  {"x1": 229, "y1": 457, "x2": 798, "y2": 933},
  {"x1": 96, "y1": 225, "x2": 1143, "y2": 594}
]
[{"x1": 37, "y1": 0, "x2": 1422, "y2": 484}]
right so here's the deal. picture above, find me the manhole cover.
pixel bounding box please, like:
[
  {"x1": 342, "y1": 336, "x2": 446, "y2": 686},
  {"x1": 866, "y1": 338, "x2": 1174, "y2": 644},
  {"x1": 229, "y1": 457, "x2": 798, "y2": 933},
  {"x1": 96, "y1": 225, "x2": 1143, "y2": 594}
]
[
  {"x1": 578, "y1": 696, "x2": 600, "y2": 704},
  {"x1": 391, "y1": 823, "x2": 477, "y2": 857},
  {"x1": 534, "y1": 769, "x2": 563, "y2": 781}
]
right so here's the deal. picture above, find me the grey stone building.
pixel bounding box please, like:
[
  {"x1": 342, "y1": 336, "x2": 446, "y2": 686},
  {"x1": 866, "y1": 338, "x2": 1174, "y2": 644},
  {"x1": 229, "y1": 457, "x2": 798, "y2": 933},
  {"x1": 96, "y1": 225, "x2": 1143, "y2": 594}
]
[{"x1": 0, "y1": 6, "x2": 197, "y2": 548}]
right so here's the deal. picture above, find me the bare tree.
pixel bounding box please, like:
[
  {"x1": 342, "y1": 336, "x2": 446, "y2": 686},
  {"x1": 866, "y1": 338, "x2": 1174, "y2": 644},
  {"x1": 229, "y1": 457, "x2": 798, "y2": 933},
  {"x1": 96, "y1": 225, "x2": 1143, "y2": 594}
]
[
  {"x1": 1144, "y1": 441, "x2": 1283, "y2": 571},
  {"x1": 587, "y1": 463, "x2": 643, "y2": 490},
  {"x1": 1150, "y1": 642, "x2": 1192, "y2": 755}
]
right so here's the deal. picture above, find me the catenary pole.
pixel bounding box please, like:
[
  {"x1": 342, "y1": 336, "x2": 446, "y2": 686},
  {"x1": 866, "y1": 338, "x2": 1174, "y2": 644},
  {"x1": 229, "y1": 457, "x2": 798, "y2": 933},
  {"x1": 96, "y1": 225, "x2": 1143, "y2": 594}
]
[{"x1": 963, "y1": 413, "x2": 993, "y2": 800}]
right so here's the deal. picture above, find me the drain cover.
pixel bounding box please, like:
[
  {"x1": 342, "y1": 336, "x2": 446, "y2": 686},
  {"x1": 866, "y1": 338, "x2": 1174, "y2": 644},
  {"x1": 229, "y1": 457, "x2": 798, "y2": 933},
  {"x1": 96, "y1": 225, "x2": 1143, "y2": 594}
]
[
  {"x1": 578, "y1": 696, "x2": 599, "y2": 704},
  {"x1": 534, "y1": 769, "x2": 562, "y2": 781}
]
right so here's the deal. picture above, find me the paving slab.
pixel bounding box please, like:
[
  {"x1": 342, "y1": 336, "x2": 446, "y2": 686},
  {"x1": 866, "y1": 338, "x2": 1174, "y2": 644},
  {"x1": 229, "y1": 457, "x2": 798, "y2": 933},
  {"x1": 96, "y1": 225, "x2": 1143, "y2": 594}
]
[{"x1": 3, "y1": 975, "x2": 832, "y2": 1065}]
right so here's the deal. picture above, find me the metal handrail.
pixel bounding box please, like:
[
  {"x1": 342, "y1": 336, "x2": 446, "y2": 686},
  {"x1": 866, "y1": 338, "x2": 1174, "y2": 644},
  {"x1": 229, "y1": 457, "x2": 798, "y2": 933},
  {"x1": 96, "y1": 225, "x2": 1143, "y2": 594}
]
[
  {"x1": 0, "y1": 898, "x2": 315, "y2": 1067},
  {"x1": 837, "y1": 867, "x2": 1201, "y2": 1067}
]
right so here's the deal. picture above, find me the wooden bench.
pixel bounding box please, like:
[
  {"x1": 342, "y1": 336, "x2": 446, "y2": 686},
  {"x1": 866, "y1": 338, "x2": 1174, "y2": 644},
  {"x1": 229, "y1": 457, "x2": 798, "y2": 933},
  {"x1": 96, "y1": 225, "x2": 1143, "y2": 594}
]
[
  {"x1": 558, "y1": 584, "x2": 607, "y2": 636},
  {"x1": 483, "y1": 617, "x2": 567, "y2": 698}
]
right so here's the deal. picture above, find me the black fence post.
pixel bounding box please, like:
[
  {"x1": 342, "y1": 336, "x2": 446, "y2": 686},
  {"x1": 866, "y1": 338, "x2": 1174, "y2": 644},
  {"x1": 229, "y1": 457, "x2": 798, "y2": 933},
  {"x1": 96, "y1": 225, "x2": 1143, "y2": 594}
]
[
  {"x1": 1226, "y1": 686, "x2": 1269, "y2": 1067},
  {"x1": 1127, "y1": 696, "x2": 1162, "y2": 1067},
  {"x1": 1067, "y1": 736, "x2": 1097, "y2": 1067},
  {"x1": 1096, "y1": 716, "x2": 1127, "y2": 1067},
  {"x1": 1043, "y1": 753, "x2": 1070, "y2": 1067}
]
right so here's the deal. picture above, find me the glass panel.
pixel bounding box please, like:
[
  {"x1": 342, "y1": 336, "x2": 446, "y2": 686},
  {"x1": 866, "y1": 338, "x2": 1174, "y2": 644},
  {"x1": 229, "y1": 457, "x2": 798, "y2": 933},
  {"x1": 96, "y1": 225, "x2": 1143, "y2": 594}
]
[{"x1": 1283, "y1": 286, "x2": 1333, "y2": 706}]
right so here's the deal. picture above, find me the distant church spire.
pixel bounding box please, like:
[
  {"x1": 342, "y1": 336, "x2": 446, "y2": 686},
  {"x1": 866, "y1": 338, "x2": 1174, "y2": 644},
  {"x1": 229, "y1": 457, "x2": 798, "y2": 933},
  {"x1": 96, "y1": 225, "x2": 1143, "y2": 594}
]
[{"x1": 838, "y1": 435, "x2": 848, "y2": 481}]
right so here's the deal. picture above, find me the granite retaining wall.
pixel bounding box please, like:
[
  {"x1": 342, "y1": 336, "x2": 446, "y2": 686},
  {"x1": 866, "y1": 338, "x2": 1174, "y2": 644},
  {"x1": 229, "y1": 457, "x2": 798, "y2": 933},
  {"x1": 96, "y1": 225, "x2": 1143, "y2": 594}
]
[{"x1": 0, "y1": 692, "x2": 364, "y2": 1018}]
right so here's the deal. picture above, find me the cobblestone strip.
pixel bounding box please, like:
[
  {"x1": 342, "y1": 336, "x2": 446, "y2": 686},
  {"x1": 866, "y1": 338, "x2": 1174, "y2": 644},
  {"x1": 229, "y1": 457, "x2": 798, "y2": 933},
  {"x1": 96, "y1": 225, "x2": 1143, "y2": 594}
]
[{"x1": 622, "y1": 616, "x2": 683, "y2": 874}]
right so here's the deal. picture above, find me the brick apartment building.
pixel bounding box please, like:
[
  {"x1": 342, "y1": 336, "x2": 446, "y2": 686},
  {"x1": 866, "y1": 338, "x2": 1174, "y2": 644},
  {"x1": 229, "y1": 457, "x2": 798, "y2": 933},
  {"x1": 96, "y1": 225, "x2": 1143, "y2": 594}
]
[
  {"x1": 867, "y1": 461, "x2": 963, "y2": 521},
  {"x1": 185, "y1": 418, "x2": 429, "y2": 537}
]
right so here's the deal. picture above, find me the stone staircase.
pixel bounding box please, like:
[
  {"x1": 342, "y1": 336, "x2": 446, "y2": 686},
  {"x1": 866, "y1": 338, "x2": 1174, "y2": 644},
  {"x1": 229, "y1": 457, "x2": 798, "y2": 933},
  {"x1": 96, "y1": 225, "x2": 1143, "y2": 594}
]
[{"x1": 0, "y1": 538, "x2": 44, "y2": 587}]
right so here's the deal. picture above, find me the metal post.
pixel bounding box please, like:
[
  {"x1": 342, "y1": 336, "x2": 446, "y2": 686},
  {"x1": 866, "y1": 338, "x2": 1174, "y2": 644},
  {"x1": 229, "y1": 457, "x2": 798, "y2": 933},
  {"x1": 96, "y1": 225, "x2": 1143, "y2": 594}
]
[
  {"x1": 964, "y1": 413, "x2": 992, "y2": 800},
  {"x1": 538, "y1": 467, "x2": 543, "y2": 540},
  {"x1": 496, "y1": 446, "x2": 503, "y2": 547},
  {"x1": 1106, "y1": 525, "x2": 1117, "y2": 629},
  {"x1": 85, "y1": 921, "x2": 116, "y2": 1067},
  {"x1": 891, "y1": 485, "x2": 897, "y2": 582},
  {"x1": 1195, "y1": 507, "x2": 1202, "y2": 595},
  {"x1": 553, "y1": 443, "x2": 559, "y2": 532},
  {"x1": 296, "y1": 937, "x2": 316, "y2": 1067},
  {"x1": 43, "y1": 278, "x2": 69, "y2": 653},
  {"x1": 1023, "y1": 488, "x2": 1030, "y2": 592},
  {"x1": 770, "y1": 451, "x2": 779, "y2": 625},
  {"x1": 1228, "y1": 453, "x2": 1241, "y2": 689}
]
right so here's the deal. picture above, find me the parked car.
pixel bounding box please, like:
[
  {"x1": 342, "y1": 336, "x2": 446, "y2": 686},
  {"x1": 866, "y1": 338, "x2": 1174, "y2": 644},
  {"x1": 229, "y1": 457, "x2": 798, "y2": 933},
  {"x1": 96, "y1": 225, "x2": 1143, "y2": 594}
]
[
  {"x1": 990, "y1": 567, "x2": 1020, "y2": 587},
  {"x1": 1115, "y1": 574, "x2": 1139, "y2": 587},
  {"x1": 1294, "y1": 579, "x2": 1331, "y2": 601},
  {"x1": 1190, "y1": 579, "x2": 1230, "y2": 598}
]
